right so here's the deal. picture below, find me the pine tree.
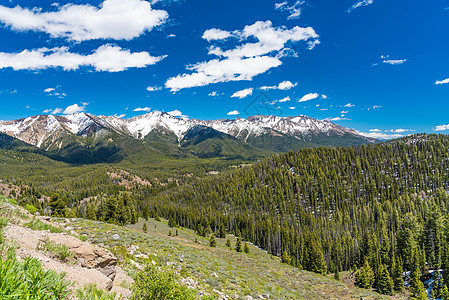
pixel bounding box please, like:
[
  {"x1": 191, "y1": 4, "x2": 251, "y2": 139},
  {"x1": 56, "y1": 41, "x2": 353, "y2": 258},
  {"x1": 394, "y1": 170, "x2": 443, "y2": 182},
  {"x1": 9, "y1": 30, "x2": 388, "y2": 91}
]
[
  {"x1": 49, "y1": 193, "x2": 66, "y2": 217},
  {"x1": 392, "y1": 255, "x2": 404, "y2": 293},
  {"x1": 235, "y1": 238, "x2": 242, "y2": 252},
  {"x1": 209, "y1": 235, "x2": 217, "y2": 247},
  {"x1": 225, "y1": 239, "x2": 231, "y2": 248},
  {"x1": 142, "y1": 223, "x2": 148, "y2": 233},
  {"x1": 244, "y1": 243, "x2": 250, "y2": 253},
  {"x1": 281, "y1": 250, "x2": 291, "y2": 264},
  {"x1": 355, "y1": 259, "x2": 375, "y2": 289},
  {"x1": 334, "y1": 268, "x2": 340, "y2": 281},
  {"x1": 377, "y1": 264, "x2": 394, "y2": 295},
  {"x1": 219, "y1": 224, "x2": 226, "y2": 238},
  {"x1": 168, "y1": 230, "x2": 172, "y2": 236},
  {"x1": 409, "y1": 267, "x2": 427, "y2": 300},
  {"x1": 441, "y1": 285, "x2": 449, "y2": 299}
]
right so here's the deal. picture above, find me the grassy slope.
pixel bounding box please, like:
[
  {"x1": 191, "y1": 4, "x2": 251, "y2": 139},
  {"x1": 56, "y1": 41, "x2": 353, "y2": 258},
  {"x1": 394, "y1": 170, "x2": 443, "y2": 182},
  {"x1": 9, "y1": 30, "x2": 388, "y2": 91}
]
[{"x1": 70, "y1": 217, "x2": 406, "y2": 300}]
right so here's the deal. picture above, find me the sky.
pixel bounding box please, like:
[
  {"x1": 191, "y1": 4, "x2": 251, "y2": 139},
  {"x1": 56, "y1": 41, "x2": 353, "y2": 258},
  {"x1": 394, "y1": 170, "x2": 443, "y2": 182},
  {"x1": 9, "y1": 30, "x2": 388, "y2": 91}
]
[{"x1": 0, "y1": 0, "x2": 448, "y2": 139}]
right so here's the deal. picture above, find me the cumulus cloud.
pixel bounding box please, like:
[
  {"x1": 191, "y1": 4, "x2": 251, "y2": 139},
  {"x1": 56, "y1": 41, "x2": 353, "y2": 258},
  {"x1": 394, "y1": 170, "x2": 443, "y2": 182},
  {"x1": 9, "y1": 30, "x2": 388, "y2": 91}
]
[
  {"x1": 227, "y1": 110, "x2": 240, "y2": 116},
  {"x1": 369, "y1": 129, "x2": 381, "y2": 132},
  {"x1": 344, "y1": 103, "x2": 355, "y2": 107},
  {"x1": 389, "y1": 128, "x2": 415, "y2": 133},
  {"x1": 202, "y1": 28, "x2": 233, "y2": 41},
  {"x1": 167, "y1": 109, "x2": 188, "y2": 119},
  {"x1": 208, "y1": 91, "x2": 219, "y2": 97},
  {"x1": 434, "y1": 124, "x2": 449, "y2": 131},
  {"x1": 231, "y1": 88, "x2": 253, "y2": 99},
  {"x1": 358, "y1": 131, "x2": 403, "y2": 140},
  {"x1": 275, "y1": 1, "x2": 304, "y2": 19},
  {"x1": 288, "y1": 106, "x2": 296, "y2": 110},
  {"x1": 44, "y1": 88, "x2": 55, "y2": 93},
  {"x1": 63, "y1": 103, "x2": 85, "y2": 114},
  {"x1": 0, "y1": 45, "x2": 165, "y2": 72},
  {"x1": 436, "y1": 78, "x2": 449, "y2": 85},
  {"x1": 166, "y1": 21, "x2": 318, "y2": 91},
  {"x1": 0, "y1": 0, "x2": 168, "y2": 41},
  {"x1": 347, "y1": 0, "x2": 373, "y2": 13},
  {"x1": 278, "y1": 96, "x2": 291, "y2": 103},
  {"x1": 298, "y1": 92, "x2": 319, "y2": 102},
  {"x1": 133, "y1": 107, "x2": 151, "y2": 112},
  {"x1": 260, "y1": 80, "x2": 297, "y2": 90},
  {"x1": 43, "y1": 108, "x2": 63, "y2": 114}
]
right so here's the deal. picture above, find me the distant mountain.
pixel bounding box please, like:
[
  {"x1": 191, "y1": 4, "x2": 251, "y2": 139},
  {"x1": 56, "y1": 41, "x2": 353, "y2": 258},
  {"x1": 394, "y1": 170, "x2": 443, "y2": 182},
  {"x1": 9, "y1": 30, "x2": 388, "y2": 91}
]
[{"x1": 0, "y1": 112, "x2": 376, "y2": 163}]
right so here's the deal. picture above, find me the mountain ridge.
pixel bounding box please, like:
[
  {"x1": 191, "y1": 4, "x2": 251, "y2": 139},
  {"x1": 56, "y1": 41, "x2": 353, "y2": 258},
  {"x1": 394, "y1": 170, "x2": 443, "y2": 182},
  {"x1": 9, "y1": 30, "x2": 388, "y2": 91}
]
[{"x1": 0, "y1": 111, "x2": 377, "y2": 150}]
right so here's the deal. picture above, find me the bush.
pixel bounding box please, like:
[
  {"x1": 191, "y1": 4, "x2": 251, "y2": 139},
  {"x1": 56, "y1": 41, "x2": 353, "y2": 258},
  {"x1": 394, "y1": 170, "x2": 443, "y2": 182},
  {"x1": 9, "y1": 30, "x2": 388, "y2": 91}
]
[
  {"x1": 25, "y1": 204, "x2": 38, "y2": 215},
  {"x1": 76, "y1": 283, "x2": 116, "y2": 300},
  {"x1": 25, "y1": 218, "x2": 63, "y2": 233},
  {"x1": 0, "y1": 256, "x2": 71, "y2": 299},
  {"x1": 131, "y1": 264, "x2": 196, "y2": 300},
  {"x1": 37, "y1": 237, "x2": 74, "y2": 262}
]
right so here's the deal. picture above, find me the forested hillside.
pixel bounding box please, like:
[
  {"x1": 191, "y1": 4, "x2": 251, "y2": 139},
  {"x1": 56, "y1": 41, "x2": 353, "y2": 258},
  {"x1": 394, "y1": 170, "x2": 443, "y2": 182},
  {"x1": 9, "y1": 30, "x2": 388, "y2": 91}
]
[{"x1": 141, "y1": 134, "x2": 449, "y2": 297}]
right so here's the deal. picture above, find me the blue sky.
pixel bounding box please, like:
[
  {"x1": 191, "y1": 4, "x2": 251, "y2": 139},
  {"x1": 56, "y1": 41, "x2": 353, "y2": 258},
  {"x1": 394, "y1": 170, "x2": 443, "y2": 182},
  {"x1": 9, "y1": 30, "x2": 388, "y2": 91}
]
[{"x1": 0, "y1": 0, "x2": 448, "y2": 139}]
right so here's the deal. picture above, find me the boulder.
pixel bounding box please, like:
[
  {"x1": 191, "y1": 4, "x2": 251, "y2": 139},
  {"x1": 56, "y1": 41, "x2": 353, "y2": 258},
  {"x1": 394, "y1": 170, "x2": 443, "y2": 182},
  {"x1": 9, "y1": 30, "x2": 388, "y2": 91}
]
[{"x1": 48, "y1": 234, "x2": 117, "y2": 282}]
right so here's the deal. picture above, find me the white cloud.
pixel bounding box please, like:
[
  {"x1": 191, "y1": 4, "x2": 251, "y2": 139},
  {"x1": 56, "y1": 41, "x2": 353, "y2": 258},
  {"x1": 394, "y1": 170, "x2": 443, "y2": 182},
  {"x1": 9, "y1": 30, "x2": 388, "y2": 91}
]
[
  {"x1": 325, "y1": 117, "x2": 351, "y2": 121},
  {"x1": 347, "y1": 0, "x2": 374, "y2": 13},
  {"x1": 146, "y1": 86, "x2": 161, "y2": 91},
  {"x1": 369, "y1": 129, "x2": 381, "y2": 132},
  {"x1": 434, "y1": 124, "x2": 449, "y2": 131},
  {"x1": 389, "y1": 128, "x2": 415, "y2": 133},
  {"x1": 436, "y1": 78, "x2": 449, "y2": 85},
  {"x1": 0, "y1": 45, "x2": 164, "y2": 72},
  {"x1": 288, "y1": 106, "x2": 296, "y2": 110},
  {"x1": 133, "y1": 107, "x2": 151, "y2": 112},
  {"x1": 227, "y1": 110, "x2": 240, "y2": 116},
  {"x1": 202, "y1": 28, "x2": 233, "y2": 41},
  {"x1": 44, "y1": 88, "x2": 55, "y2": 93},
  {"x1": 114, "y1": 114, "x2": 126, "y2": 118},
  {"x1": 344, "y1": 103, "x2": 355, "y2": 107},
  {"x1": 63, "y1": 103, "x2": 85, "y2": 114},
  {"x1": 298, "y1": 92, "x2": 319, "y2": 102},
  {"x1": 231, "y1": 88, "x2": 253, "y2": 99},
  {"x1": 208, "y1": 91, "x2": 220, "y2": 97},
  {"x1": 278, "y1": 96, "x2": 291, "y2": 103},
  {"x1": 261, "y1": 80, "x2": 297, "y2": 90},
  {"x1": 167, "y1": 109, "x2": 188, "y2": 119},
  {"x1": 275, "y1": 1, "x2": 304, "y2": 19},
  {"x1": 358, "y1": 131, "x2": 403, "y2": 140},
  {"x1": 383, "y1": 59, "x2": 406, "y2": 65},
  {"x1": 321, "y1": 94, "x2": 327, "y2": 99},
  {"x1": 372, "y1": 105, "x2": 382, "y2": 109},
  {"x1": 0, "y1": 0, "x2": 168, "y2": 41},
  {"x1": 166, "y1": 21, "x2": 318, "y2": 91},
  {"x1": 341, "y1": 110, "x2": 348, "y2": 114}
]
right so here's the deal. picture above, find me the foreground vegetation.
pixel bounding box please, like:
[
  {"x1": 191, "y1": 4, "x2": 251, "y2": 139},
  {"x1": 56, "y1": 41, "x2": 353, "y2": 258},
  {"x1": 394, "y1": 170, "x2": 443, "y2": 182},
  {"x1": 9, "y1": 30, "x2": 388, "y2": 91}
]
[{"x1": 3, "y1": 133, "x2": 449, "y2": 297}]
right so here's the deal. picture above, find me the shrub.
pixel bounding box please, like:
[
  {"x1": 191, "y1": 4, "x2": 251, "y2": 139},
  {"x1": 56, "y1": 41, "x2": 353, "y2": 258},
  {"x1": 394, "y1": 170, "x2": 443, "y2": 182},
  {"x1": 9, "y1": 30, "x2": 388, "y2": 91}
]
[
  {"x1": 76, "y1": 283, "x2": 116, "y2": 300},
  {"x1": 25, "y1": 218, "x2": 63, "y2": 233},
  {"x1": 0, "y1": 256, "x2": 71, "y2": 299},
  {"x1": 131, "y1": 264, "x2": 196, "y2": 300},
  {"x1": 25, "y1": 204, "x2": 38, "y2": 215},
  {"x1": 37, "y1": 237, "x2": 74, "y2": 262}
]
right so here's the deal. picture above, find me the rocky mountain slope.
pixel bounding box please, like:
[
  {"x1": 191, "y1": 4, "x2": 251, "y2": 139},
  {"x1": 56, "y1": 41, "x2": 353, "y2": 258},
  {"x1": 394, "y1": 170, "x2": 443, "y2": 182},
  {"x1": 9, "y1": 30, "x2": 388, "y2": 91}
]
[
  {"x1": 0, "y1": 111, "x2": 375, "y2": 147},
  {"x1": 0, "y1": 196, "x2": 404, "y2": 300}
]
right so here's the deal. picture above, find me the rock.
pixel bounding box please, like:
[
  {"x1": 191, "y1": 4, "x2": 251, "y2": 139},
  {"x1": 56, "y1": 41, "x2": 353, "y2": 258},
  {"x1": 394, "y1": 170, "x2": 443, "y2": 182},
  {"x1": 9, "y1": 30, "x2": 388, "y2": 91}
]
[
  {"x1": 179, "y1": 257, "x2": 184, "y2": 263},
  {"x1": 262, "y1": 294, "x2": 270, "y2": 298},
  {"x1": 42, "y1": 216, "x2": 51, "y2": 221},
  {"x1": 111, "y1": 234, "x2": 120, "y2": 240},
  {"x1": 245, "y1": 296, "x2": 253, "y2": 300},
  {"x1": 35, "y1": 212, "x2": 40, "y2": 216},
  {"x1": 48, "y1": 234, "x2": 118, "y2": 284},
  {"x1": 211, "y1": 272, "x2": 218, "y2": 278}
]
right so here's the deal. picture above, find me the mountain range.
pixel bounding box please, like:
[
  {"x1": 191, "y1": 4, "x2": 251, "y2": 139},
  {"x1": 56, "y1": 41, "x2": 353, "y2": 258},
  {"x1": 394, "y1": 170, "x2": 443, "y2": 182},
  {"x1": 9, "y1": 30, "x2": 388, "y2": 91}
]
[{"x1": 0, "y1": 112, "x2": 377, "y2": 163}]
